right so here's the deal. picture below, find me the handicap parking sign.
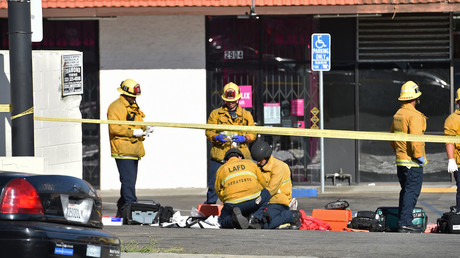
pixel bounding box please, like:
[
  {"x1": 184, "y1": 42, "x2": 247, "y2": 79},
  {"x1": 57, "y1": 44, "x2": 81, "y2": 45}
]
[{"x1": 311, "y1": 33, "x2": 331, "y2": 71}]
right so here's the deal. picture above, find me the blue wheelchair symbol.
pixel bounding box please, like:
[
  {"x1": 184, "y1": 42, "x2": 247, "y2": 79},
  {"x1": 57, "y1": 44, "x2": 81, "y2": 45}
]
[{"x1": 315, "y1": 35, "x2": 327, "y2": 48}]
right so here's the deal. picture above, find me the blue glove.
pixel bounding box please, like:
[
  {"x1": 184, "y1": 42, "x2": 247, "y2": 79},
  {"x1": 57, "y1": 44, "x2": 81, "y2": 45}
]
[
  {"x1": 232, "y1": 135, "x2": 246, "y2": 143},
  {"x1": 416, "y1": 156, "x2": 425, "y2": 165},
  {"x1": 215, "y1": 134, "x2": 228, "y2": 143}
]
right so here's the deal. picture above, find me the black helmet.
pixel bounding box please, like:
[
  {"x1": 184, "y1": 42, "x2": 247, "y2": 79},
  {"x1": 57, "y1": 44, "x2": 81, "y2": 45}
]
[
  {"x1": 224, "y1": 148, "x2": 244, "y2": 161},
  {"x1": 250, "y1": 141, "x2": 272, "y2": 162}
]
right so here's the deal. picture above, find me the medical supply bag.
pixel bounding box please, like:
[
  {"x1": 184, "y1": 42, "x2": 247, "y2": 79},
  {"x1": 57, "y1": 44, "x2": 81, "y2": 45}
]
[
  {"x1": 375, "y1": 206, "x2": 427, "y2": 232},
  {"x1": 122, "y1": 200, "x2": 161, "y2": 225},
  {"x1": 437, "y1": 211, "x2": 460, "y2": 234}
]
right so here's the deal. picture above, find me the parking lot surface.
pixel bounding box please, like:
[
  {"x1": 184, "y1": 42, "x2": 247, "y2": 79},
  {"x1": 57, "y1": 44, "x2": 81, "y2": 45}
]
[{"x1": 99, "y1": 183, "x2": 460, "y2": 257}]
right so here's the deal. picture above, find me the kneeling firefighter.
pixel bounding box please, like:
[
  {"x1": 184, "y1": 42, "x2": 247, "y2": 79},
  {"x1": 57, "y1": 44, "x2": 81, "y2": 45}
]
[
  {"x1": 250, "y1": 141, "x2": 301, "y2": 229},
  {"x1": 215, "y1": 148, "x2": 270, "y2": 229}
]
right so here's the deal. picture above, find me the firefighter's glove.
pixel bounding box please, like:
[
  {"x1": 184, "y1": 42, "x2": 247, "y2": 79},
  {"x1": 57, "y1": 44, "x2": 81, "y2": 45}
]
[
  {"x1": 133, "y1": 129, "x2": 144, "y2": 138},
  {"x1": 232, "y1": 135, "x2": 246, "y2": 143},
  {"x1": 416, "y1": 156, "x2": 425, "y2": 165},
  {"x1": 143, "y1": 126, "x2": 154, "y2": 137},
  {"x1": 448, "y1": 159, "x2": 458, "y2": 174},
  {"x1": 215, "y1": 134, "x2": 228, "y2": 143}
]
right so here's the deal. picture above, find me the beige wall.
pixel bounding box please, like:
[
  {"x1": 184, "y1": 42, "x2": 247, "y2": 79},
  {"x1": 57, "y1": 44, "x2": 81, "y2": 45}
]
[
  {"x1": 0, "y1": 50, "x2": 83, "y2": 177},
  {"x1": 99, "y1": 16, "x2": 208, "y2": 190}
]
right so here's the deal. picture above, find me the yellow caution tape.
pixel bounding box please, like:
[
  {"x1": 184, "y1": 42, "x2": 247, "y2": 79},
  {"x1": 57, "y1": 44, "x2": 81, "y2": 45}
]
[
  {"x1": 34, "y1": 116, "x2": 460, "y2": 143},
  {"x1": 1, "y1": 104, "x2": 33, "y2": 120},
  {"x1": 0, "y1": 104, "x2": 10, "y2": 113},
  {"x1": 11, "y1": 107, "x2": 34, "y2": 120}
]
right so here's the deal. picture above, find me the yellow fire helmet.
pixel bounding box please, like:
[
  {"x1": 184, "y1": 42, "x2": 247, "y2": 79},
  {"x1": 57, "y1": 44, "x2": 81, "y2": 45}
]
[
  {"x1": 398, "y1": 81, "x2": 422, "y2": 101},
  {"x1": 221, "y1": 82, "x2": 241, "y2": 102},
  {"x1": 118, "y1": 79, "x2": 141, "y2": 97},
  {"x1": 455, "y1": 88, "x2": 460, "y2": 102}
]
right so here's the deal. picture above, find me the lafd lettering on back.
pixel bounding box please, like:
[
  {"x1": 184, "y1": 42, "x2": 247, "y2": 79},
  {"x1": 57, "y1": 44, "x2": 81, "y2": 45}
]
[{"x1": 228, "y1": 164, "x2": 246, "y2": 173}]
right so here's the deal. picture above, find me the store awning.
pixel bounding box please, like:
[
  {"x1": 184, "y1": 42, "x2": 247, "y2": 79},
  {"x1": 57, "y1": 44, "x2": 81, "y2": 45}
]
[{"x1": 0, "y1": 0, "x2": 459, "y2": 17}]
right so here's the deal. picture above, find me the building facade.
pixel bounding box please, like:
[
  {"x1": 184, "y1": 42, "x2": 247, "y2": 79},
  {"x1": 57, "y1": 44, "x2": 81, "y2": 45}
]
[{"x1": 0, "y1": 1, "x2": 459, "y2": 189}]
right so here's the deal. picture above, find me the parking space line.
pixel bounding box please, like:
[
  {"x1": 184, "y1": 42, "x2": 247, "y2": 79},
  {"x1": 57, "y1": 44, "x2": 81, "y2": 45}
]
[
  {"x1": 418, "y1": 199, "x2": 443, "y2": 217},
  {"x1": 421, "y1": 188, "x2": 456, "y2": 193}
]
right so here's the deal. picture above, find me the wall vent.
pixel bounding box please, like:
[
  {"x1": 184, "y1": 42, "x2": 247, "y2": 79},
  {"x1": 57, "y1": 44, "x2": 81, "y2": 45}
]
[{"x1": 358, "y1": 14, "x2": 451, "y2": 62}]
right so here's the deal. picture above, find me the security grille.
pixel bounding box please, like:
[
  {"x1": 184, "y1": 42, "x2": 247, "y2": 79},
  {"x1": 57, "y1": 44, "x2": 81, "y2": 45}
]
[
  {"x1": 358, "y1": 13, "x2": 451, "y2": 62},
  {"x1": 207, "y1": 66, "x2": 320, "y2": 183},
  {"x1": 261, "y1": 66, "x2": 319, "y2": 183}
]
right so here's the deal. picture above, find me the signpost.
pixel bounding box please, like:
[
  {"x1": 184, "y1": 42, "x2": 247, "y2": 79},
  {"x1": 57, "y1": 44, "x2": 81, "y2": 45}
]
[{"x1": 311, "y1": 33, "x2": 331, "y2": 193}]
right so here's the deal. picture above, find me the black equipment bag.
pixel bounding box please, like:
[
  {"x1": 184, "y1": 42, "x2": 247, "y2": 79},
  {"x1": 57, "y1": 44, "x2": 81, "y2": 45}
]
[
  {"x1": 348, "y1": 211, "x2": 385, "y2": 232},
  {"x1": 437, "y1": 211, "x2": 460, "y2": 234},
  {"x1": 159, "y1": 206, "x2": 175, "y2": 223},
  {"x1": 325, "y1": 199, "x2": 349, "y2": 210},
  {"x1": 356, "y1": 210, "x2": 376, "y2": 219},
  {"x1": 121, "y1": 201, "x2": 161, "y2": 225}
]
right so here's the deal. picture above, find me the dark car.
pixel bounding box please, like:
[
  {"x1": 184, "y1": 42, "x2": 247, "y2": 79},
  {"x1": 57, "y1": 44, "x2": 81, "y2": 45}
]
[{"x1": 0, "y1": 171, "x2": 121, "y2": 258}]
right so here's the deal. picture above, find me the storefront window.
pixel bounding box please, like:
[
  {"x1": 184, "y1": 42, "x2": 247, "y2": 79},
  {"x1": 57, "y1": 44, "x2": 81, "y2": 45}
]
[
  {"x1": 207, "y1": 16, "x2": 259, "y2": 65},
  {"x1": 206, "y1": 16, "x2": 319, "y2": 184},
  {"x1": 262, "y1": 17, "x2": 312, "y2": 62},
  {"x1": 358, "y1": 62, "x2": 450, "y2": 182}
]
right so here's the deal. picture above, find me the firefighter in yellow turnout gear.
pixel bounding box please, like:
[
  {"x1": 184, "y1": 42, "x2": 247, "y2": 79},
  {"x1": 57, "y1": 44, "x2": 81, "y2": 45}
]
[
  {"x1": 444, "y1": 88, "x2": 460, "y2": 213},
  {"x1": 215, "y1": 148, "x2": 270, "y2": 229},
  {"x1": 249, "y1": 141, "x2": 301, "y2": 229},
  {"x1": 107, "y1": 79, "x2": 154, "y2": 217},
  {"x1": 205, "y1": 82, "x2": 257, "y2": 204},
  {"x1": 390, "y1": 81, "x2": 427, "y2": 233}
]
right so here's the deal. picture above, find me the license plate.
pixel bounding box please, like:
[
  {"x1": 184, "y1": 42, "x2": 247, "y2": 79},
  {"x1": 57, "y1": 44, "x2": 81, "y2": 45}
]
[
  {"x1": 61, "y1": 194, "x2": 93, "y2": 224},
  {"x1": 86, "y1": 245, "x2": 101, "y2": 257},
  {"x1": 66, "y1": 200, "x2": 83, "y2": 221}
]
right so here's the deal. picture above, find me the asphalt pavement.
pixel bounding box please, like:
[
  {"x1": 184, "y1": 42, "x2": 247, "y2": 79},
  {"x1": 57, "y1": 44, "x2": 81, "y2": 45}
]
[{"x1": 99, "y1": 183, "x2": 460, "y2": 258}]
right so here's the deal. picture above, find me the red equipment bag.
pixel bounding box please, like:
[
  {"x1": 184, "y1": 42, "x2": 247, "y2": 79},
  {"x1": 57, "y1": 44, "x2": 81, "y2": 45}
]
[{"x1": 299, "y1": 210, "x2": 332, "y2": 231}]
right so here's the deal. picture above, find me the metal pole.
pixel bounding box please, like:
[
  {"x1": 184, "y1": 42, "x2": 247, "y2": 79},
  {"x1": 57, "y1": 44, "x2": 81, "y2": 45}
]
[
  {"x1": 320, "y1": 71, "x2": 324, "y2": 193},
  {"x1": 8, "y1": 0, "x2": 35, "y2": 156}
]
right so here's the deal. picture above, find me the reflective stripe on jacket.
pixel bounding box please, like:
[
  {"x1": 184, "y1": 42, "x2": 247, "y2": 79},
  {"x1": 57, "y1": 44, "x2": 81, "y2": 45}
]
[
  {"x1": 205, "y1": 105, "x2": 256, "y2": 161},
  {"x1": 390, "y1": 103, "x2": 427, "y2": 167},
  {"x1": 261, "y1": 156, "x2": 292, "y2": 206},
  {"x1": 444, "y1": 109, "x2": 460, "y2": 165},
  {"x1": 215, "y1": 158, "x2": 267, "y2": 204},
  {"x1": 107, "y1": 96, "x2": 146, "y2": 159}
]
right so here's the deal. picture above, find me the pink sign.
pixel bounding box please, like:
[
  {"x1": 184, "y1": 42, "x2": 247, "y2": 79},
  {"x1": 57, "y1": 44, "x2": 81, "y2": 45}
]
[
  {"x1": 291, "y1": 99, "x2": 304, "y2": 116},
  {"x1": 238, "y1": 85, "x2": 252, "y2": 108},
  {"x1": 294, "y1": 121, "x2": 305, "y2": 128}
]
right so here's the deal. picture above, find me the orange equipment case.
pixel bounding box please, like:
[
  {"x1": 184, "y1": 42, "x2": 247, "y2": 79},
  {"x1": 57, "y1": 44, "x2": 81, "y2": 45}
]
[
  {"x1": 197, "y1": 204, "x2": 223, "y2": 217},
  {"x1": 312, "y1": 209, "x2": 352, "y2": 231}
]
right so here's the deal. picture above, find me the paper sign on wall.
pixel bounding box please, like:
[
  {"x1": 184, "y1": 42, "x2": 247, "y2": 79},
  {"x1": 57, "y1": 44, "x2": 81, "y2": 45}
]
[
  {"x1": 62, "y1": 53, "x2": 83, "y2": 96},
  {"x1": 239, "y1": 85, "x2": 252, "y2": 108},
  {"x1": 264, "y1": 103, "x2": 280, "y2": 124}
]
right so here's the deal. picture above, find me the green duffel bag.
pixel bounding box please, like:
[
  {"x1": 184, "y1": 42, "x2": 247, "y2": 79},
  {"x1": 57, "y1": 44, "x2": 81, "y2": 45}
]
[{"x1": 375, "y1": 206, "x2": 428, "y2": 232}]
